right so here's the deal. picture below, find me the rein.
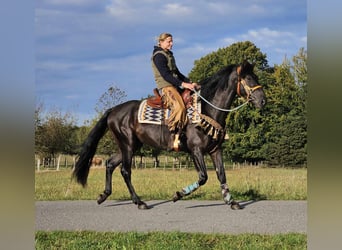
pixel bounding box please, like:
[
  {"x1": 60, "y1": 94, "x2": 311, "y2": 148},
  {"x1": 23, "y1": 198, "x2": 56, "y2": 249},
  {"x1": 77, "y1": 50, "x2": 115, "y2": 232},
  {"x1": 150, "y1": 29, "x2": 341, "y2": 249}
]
[
  {"x1": 193, "y1": 89, "x2": 249, "y2": 112},
  {"x1": 193, "y1": 67, "x2": 262, "y2": 113}
]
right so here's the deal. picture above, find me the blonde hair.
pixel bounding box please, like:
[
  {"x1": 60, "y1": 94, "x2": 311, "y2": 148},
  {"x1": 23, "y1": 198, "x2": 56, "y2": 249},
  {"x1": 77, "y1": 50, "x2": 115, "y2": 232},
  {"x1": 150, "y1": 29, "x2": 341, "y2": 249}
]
[{"x1": 156, "y1": 33, "x2": 172, "y2": 46}]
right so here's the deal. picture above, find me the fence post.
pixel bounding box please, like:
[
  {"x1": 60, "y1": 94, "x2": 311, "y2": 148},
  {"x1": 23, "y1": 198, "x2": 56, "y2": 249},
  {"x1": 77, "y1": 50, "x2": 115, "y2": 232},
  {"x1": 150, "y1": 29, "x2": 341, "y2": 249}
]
[
  {"x1": 56, "y1": 155, "x2": 61, "y2": 171},
  {"x1": 37, "y1": 158, "x2": 40, "y2": 172},
  {"x1": 72, "y1": 156, "x2": 76, "y2": 171}
]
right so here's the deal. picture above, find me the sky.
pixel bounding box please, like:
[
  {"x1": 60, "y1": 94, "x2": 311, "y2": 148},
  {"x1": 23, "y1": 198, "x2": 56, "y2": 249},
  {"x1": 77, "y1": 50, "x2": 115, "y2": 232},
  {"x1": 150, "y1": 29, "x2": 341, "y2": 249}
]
[{"x1": 35, "y1": 0, "x2": 307, "y2": 125}]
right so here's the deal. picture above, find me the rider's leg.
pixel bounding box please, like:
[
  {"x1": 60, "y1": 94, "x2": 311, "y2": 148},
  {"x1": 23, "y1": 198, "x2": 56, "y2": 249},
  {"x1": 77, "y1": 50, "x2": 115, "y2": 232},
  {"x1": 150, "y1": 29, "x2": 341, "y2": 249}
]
[{"x1": 161, "y1": 86, "x2": 188, "y2": 151}]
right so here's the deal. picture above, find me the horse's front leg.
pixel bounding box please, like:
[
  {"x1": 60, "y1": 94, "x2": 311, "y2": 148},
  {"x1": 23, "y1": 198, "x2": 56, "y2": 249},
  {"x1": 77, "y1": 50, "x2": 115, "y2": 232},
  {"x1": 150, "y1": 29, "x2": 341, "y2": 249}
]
[
  {"x1": 173, "y1": 147, "x2": 207, "y2": 201},
  {"x1": 210, "y1": 149, "x2": 242, "y2": 210},
  {"x1": 97, "y1": 154, "x2": 121, "y2": 204}
]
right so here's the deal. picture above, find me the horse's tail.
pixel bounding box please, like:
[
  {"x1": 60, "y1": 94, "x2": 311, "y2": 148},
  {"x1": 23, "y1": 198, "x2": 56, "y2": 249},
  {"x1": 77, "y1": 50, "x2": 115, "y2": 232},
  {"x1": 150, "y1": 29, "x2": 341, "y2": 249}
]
[{"x1": 72, "y1": 108, "x2": 112, "y2": 187}]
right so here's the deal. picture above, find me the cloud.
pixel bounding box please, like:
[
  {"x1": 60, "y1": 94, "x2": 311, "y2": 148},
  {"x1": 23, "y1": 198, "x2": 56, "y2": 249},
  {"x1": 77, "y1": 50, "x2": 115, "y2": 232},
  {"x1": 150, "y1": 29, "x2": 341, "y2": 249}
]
[
  {"x1": 38, "y1": 0, "x2": 101, "y2": 10},
  {"x1": 37, "y1": 60, "x2": 75, "y2": 72},
  {"x1": 246, "y1": 4, "x2": 267, "y2": 15},
  {"x1": 300, "y1": 36, "x2": 307, "y2": 44},
  {"x1": 105, "y1": 0, "x2": 163, "y2": 24},
  {"x1": 243, "y1": 28, "x2": 295, "y2": 46},
  {"x1": 105, "y1": 0, "x2": 137, "y2": 20},
  {"x1": 220, "y1": 26, "x2": 306, "y2": 56},
  {"x1": 161, "y1": 3, "x2": 193, "y2": 16}
]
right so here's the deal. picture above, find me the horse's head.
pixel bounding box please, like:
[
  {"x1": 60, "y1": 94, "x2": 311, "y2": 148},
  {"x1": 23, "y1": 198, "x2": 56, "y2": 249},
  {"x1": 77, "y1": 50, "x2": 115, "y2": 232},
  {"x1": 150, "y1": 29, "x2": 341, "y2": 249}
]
[{"x1": 236, "y1": 61, "x2": 266, "y2": 109}]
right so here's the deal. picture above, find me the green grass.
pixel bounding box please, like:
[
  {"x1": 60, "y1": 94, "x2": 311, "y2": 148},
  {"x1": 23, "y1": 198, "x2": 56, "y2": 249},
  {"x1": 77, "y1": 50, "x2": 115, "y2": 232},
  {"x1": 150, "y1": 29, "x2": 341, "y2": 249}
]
[
  {"x1": 35, "y1": 167, "x2": 307, "y2": 201},
  {"x1": 35, "y1": 231, "x2": 306, "y2": 250}
]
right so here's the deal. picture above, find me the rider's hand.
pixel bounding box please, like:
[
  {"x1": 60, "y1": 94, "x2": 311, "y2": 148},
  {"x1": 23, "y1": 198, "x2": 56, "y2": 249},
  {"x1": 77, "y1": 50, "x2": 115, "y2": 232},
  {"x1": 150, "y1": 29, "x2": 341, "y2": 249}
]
[
  {"x1": 181, "y1": 82, "x2": 200, "y2": 91},
  {"x1": 191, "y1": 82, "x2": 200, "y2": 90}
]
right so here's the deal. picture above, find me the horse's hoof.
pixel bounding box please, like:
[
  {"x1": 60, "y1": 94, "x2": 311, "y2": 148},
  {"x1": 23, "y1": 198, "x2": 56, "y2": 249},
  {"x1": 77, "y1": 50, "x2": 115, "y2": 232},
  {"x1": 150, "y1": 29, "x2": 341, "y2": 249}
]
[
  {"x1": 138, "y1": 202, "x2": 149, "y2": 209},
  {"x1": 230, "y1": 201, "x2": 243, "y2": 210},
  {"x1": 172, "y1": 191, "x2": 183, "y2": 202},
  {"x1": 97, "y1": 193, "x2": 107, "y2": 205}
]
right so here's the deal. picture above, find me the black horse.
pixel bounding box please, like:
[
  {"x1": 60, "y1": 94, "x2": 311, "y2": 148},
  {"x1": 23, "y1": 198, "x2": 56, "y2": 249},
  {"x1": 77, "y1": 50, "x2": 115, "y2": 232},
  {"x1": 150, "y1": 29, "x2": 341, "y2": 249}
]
[{"x1": 73, "y1": 61, "x2": 266, "y2": 209}]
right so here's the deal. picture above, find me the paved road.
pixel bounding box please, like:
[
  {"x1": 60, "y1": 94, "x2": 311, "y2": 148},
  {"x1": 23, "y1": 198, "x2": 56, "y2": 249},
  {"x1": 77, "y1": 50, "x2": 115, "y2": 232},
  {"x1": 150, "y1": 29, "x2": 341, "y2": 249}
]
[{"x1": 36, "y1": 200, "x2": 306, "y2": 234}]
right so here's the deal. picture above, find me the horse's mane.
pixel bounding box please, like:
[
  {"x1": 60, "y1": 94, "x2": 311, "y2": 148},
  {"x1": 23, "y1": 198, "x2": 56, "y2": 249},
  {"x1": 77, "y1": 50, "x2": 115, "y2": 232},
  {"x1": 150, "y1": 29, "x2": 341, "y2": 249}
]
[{"x1": 199, "y1": 64, "x2": 237, "y2": 101}]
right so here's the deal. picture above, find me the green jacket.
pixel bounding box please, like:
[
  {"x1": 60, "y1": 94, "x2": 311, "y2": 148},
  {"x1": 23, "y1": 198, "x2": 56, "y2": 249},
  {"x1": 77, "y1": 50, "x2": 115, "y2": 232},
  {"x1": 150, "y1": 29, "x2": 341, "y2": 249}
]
[{"x1": 151, "y1": 46, "x2": 189, "y2": 89}]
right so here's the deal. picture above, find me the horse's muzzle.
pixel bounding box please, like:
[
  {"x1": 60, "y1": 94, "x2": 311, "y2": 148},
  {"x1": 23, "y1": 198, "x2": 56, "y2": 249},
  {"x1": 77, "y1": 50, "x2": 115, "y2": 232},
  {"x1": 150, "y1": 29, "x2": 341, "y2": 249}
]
[{"x1": 250, "y1": 96, "x2": 266, "y2": 109}]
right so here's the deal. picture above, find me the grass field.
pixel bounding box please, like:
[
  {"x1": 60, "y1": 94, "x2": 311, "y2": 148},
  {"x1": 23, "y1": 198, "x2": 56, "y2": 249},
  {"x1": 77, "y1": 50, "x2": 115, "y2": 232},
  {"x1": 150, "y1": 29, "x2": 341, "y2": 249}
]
[
  {"x1": 35, "y1": 167, "x2": 307, "y2": 249},
  {"x1": 35, "y1": 167, "x2": 307, "y2": 201},
  {"x1": 35, "y1": 231, "x2": 307, "y2": 250}
]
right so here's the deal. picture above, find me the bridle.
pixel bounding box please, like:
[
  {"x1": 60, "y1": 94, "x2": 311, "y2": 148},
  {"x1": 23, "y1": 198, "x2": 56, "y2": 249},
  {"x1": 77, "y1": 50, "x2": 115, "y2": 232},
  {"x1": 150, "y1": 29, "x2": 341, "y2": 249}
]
[
  {"x1": 236, "y1": 65, "x2": 263, "y2": 100},
  {"x1": 237, "y1": 78, "x2": 263, "y2": 100}
]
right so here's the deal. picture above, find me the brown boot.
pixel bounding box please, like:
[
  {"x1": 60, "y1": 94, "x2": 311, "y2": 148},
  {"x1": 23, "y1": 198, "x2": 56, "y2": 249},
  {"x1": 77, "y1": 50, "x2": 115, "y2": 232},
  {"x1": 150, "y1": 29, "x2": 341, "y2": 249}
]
[
  {"x1": 169, "y1": 132, "x2": 180, "y2": 151},
  {"x1": 173, "y1": 133, "x2": 180, "y2": 152}
]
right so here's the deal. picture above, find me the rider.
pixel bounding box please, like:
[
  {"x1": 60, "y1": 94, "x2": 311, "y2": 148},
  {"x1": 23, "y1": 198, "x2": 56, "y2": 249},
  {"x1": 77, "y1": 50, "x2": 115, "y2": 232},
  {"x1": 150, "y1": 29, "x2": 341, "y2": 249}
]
[{"x1": 151, "y1": 32, "x2": 199, "y2": 149}]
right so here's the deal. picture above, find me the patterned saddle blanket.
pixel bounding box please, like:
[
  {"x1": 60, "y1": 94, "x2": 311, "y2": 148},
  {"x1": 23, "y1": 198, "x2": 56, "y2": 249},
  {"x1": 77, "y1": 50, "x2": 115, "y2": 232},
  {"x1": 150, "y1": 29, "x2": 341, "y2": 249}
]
[{"x1": 138, "y1": 91, "x2": 201, "y2": 125}]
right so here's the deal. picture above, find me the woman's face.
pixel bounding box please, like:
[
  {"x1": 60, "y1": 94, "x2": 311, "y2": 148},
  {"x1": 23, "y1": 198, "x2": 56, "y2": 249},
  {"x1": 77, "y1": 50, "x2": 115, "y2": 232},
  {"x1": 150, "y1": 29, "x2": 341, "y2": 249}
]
[{"x1": 160, "y1": 36, "x2": 173, "y2": 51}]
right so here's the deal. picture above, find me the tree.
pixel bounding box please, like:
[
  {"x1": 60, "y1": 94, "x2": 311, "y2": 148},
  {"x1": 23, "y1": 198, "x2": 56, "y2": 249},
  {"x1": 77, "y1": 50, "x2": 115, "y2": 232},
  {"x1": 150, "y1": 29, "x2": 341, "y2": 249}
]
[
  {"x1": 262, "y1": 110, "x2": 307, "y2": 166},
  {"x1": 35, "y1": 101, "x2": 44, "y2": 154},
  {"x1": 189, "y1": 41, "x2": 269, "y2": 82},
  {"x1": 35, "y1": 108, "x2": 78, "y2": 161},
  {"x1": 259, "y1": 49, "x2": 307, "y2": 166},
  {"x1": 292, "y1": 47, "x2": 307, "y2": 87},
  {"x1": 95, "y1": 85, "x2": 127, "y2": 114},
  {"x1": 92, "y1": 84, "x2": 127, "y2": 155}
]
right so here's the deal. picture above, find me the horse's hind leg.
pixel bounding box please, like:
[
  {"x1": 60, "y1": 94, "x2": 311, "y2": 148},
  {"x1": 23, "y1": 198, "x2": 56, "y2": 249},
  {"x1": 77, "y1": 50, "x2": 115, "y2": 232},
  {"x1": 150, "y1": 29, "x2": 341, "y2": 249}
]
[
  {"x1": 97, "y1": 153, "x2": 122, "y2": 204},
  {"x1": 120, "y1": 149, "x2": 149, "y2": 209}
]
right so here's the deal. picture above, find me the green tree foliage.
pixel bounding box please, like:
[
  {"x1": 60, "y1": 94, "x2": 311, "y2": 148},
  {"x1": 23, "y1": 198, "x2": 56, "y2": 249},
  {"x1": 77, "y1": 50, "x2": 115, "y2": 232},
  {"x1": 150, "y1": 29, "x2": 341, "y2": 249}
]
[
  {"x1": 189, "y1": 41, "x2": 269, "y2": 82},
  {"x1": 35, "y1": 108, "x2": 78, "y2": 158},
  {"x1": 35, "y1": 101, "x2": 44, "y2": 151},
  {"x1": 74, "y1": 124, "x2": 92, "y2": 154},
  {"x1": 260, "y1": 52, "x2": 307, "y2": 166},
  {"x1": 263, "y1": 111, "x2": 307, "y2": 166},
  {"x1": 292, "y1": 47, "x2": 307, "y2": 87}
]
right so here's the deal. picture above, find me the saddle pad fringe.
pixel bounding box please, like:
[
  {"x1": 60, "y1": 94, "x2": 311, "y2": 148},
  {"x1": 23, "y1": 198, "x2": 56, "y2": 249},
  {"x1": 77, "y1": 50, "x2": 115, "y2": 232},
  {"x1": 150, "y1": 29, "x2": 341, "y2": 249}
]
[{"x1": 197, "y1": 114, "x2": 224, "y2": 140}]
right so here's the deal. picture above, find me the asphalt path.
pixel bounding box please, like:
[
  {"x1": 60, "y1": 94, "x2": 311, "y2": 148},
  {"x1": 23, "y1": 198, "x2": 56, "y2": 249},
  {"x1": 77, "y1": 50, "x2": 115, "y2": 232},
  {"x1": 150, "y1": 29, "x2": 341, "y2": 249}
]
[{"x1": 36, "y1": 200, "x2": 306, "y2": 234}]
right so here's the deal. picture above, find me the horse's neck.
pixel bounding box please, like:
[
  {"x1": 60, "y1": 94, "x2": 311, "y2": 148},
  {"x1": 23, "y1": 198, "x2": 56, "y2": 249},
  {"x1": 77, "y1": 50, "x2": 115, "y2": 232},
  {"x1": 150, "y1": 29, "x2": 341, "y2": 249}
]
[{"x1": 202, "y1": 88, "x2": 236, "y2": 127}]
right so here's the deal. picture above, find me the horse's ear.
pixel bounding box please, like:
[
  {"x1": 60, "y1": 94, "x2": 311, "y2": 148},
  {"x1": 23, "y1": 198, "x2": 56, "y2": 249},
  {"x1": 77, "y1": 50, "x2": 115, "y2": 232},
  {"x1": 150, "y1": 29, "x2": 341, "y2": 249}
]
[
  {"x1": 250, "y1": 61, "x2": 256, "y2": 70},
  {"x1": 241, "y1": 60, "x2": 254, "y2": 74},
  {"x1": 237, "y1": 65, "x2": 242, "y2": 76}
]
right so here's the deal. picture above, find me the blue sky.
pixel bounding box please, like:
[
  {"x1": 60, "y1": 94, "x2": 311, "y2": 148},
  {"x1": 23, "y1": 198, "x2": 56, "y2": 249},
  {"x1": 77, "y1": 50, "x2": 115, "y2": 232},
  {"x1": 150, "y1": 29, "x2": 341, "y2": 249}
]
[{"x1": 35, "y1": 0, "x2": 306, "y2": 125}]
